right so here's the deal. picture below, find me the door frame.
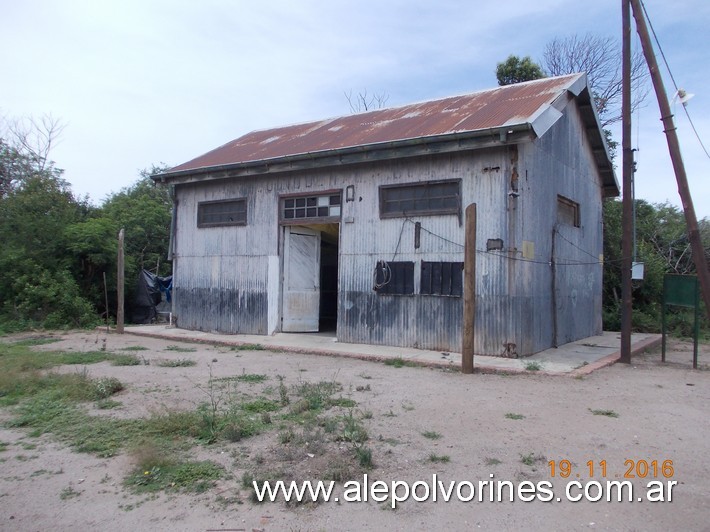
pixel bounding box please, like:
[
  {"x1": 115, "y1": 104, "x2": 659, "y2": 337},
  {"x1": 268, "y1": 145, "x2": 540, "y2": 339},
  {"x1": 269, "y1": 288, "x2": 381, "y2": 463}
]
[
  {"x1": 277, "y1": 189, "x2": 343, "y2": 334},
  {"x1": 282, "y1": 226, "x2": 321, "y2": 332}
]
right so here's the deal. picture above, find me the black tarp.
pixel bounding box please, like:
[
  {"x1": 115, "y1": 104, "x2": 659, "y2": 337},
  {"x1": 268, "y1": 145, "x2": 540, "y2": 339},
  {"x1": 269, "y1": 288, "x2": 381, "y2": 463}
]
[{"x1": 132, "y1": 269, "x2": 172, "y2": 324}]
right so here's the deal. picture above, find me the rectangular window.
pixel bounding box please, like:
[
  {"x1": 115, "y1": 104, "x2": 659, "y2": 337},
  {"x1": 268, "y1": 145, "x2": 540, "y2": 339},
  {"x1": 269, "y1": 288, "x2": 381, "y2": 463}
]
[
  {"x1": 281, "y1": 193, "x2": 341, "y2": 222},
  {"x1": 421, "y1": 261, "x2": 464, "y2": 297},
  {"x1": 374, "y1": 261, "x2": 414, "y2": 295},
  {"x1": 557, "y1": 195, "x2": 580, "y2": 227},
  {"x1": 197, "y1": 198, "x2": 247, "y2": 227},
  {"x1": 379, "y1": 180, "x2": 460, "y2": 218}
]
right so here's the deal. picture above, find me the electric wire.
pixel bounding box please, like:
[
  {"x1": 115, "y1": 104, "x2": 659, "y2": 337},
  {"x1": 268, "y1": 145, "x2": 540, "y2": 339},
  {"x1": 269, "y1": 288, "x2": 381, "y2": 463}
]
[
  {"x1": 401, "y1": 218, "x2": 628, "y2": 268},
  {"x1": 372, "y1": 217, "x2": 407, "y2": 290},
  {"x1": 640, "y1": 0, "x2": 710, "y2": 161}
]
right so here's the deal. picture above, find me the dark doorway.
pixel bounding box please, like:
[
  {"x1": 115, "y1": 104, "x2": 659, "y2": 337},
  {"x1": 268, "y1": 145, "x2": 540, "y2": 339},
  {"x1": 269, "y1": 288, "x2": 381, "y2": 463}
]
[{"x1": 319, "y1": 231, "x2": 339, "y2": 332}]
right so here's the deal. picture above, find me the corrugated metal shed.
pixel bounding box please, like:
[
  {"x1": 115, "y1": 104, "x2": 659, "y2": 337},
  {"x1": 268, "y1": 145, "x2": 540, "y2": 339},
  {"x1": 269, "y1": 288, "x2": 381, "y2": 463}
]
[
  {"x1": 159, "y1": 73, "x2": 615, "y2": 355},
  {"x1": 162, "y1": 74, "x2": 616, "y2": 195}
]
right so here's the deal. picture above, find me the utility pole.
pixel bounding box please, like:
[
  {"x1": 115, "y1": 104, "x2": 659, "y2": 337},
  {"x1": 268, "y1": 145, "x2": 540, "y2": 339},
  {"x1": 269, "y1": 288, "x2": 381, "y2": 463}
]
[
  {"x1": 620, "y1": 0, "x2": 633, "y2": 363},
  {"x1": 462, "y1": 203, "x2": 476, "y2": 374},
  {"x1": 630, "y1": 0, "x2": 710, "y2": 323},
  {"x1": 117, "y1": 228, "x2": 125, "y2": 334}
]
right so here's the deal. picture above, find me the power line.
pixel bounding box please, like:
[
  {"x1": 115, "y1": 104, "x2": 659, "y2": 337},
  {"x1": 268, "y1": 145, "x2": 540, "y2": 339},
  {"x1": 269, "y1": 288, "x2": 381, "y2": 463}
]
[
  {"x1": 553, "y1": 228, "x2": 600, "y2": 260},
  {"x1": 640, "y1": 0, "x2": 710, "y2": 161},
  {"x1": 410, "y1": 218, "x2": 627, "y2": 267}
]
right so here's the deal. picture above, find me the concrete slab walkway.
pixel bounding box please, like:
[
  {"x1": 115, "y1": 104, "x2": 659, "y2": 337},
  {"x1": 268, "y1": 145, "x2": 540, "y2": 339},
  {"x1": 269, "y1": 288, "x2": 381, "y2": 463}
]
[{"x1": 123, "y1": 325, "x2": 661, "y2": 376}]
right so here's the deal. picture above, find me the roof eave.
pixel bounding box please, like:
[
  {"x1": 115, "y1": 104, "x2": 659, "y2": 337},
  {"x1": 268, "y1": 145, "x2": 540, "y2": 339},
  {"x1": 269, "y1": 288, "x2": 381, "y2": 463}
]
[
  {"x1": 572, "y1": 74, "x2": 620, "y2": 197},
  {"x1": 152, "y1": 123, "x2": 535, "y2": 186}
]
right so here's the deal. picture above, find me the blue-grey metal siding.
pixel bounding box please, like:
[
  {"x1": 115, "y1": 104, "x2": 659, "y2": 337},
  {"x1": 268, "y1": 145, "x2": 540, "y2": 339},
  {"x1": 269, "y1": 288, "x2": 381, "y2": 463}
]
[{"x1": 171, "y1": 97, "x2": 606, "y2": 355}]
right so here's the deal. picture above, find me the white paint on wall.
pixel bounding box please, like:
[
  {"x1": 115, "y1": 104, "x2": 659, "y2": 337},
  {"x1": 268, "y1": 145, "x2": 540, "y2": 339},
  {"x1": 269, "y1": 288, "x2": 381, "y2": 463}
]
[{"x1": 267, "y1": 255, "x2": 280, "y2": 334}]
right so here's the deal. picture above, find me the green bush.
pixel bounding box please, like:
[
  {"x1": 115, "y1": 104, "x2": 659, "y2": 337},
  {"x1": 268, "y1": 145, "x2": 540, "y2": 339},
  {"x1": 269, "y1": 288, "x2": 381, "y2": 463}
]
[{"x1": 1, "y1": 261, "x2": 97, "y2": 329}]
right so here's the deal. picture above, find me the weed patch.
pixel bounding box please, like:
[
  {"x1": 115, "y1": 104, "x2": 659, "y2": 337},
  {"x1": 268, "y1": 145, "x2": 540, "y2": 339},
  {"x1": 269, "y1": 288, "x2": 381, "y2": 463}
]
[
  {"x1": 96, "y1": 399, "x2": 122, "y2": 410},
  {"x1": 59, "y1": 486, "x2": 81, "y2": 500},
  {"x1": 125, "y1": 456, "x2": 223, "y2": 494},
  {"x1": 156, "y1": 359, "x2": 196, "y2": 367},
  {"x1": 383, "y1": 357, "x2": 418, "y2": 368},
  {"x1": 330, "y1": 397, "x2": 357, "y2": 408},
  {"x1": 241, "y1": 398, "x2": 281, "y2": 414},
  {"x1": 92, "y1": 377, "x2": 123, "y2": 399},
  {"x1": 0, "y1": 342, "x2": 110, "y2": 378},
  {"x1": 235, "y1": 373, "x2": 268, "y2": 383},
  {"x1": 216, "y1": 373, "x2": 268, "y2": 384},
  {"x1": 338, "y1": 411, "x2": 368, "y2": 444},
  {"x1": 505, "y1": 413, "x2": 525, "y2": 420},
  {"x1": 428, "y1": 453, "x2": 450, "y2": 463},
  {"x1": 589, "y1": 408, "x2": 619, "y2": 418},
  {"x1": 524, "y1": 361, "x2": 543, "y2": 372},
  {"x1": 12, "y1": 337, "x2": 62, "y2": 347},
  {"x1": 520, "y1": 452, "x2": 546, "y2": 466},
  {"x1": 110, "y1": 354, "x2": 142, "y2": 366},
  {"x1": 355, "y1": 446, "x2": 374, "y2": 469},
  {"x1": 422, "y1": 430, "x2": 442, "y2": 440},
  {"x1": 9, "y1": 394, "x2": 138, "y2": 457},
  {"x1": 165, "y1": 345, "x2": 197, "y2": 353},
  {"x1": 56, "y1": 352, "x2": 113, "y2": 365},
  {"x1": 231, "y1": 344, "x2": 265, "y2": 351},
  {"x1": 292, "y1": 380, "x2": 344, "y2": 412}
]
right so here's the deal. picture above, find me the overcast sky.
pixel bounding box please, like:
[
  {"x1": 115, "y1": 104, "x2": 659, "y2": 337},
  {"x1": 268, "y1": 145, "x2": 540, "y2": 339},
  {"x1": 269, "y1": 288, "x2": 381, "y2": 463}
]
[{"x1": 2, "y1": 0, "x2": 709, "y2": 216}]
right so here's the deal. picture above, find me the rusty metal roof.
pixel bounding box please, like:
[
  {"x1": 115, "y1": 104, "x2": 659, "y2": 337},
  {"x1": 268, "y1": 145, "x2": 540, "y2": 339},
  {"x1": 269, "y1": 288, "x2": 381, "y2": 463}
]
[{"x1": 163, "y1": 73, "x2": 617, "y2": 195}]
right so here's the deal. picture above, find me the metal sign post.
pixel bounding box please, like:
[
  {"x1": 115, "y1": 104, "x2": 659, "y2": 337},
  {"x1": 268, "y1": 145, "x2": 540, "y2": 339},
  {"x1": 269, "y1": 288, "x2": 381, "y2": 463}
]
[{"x1": 662, "y1": 274, "x2": 700, "y2": 369}]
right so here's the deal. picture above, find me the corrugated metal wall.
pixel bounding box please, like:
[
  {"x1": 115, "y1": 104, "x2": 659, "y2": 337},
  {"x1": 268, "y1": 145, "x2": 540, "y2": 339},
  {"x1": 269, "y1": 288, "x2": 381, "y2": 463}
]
[
  {"x1": 172, "y1": 180, "x2": 280, "y2": 334},
  {"x1": 516, "y1": 96, "x2": 605, "y2": 353},
  {"x1": 172, "y1": 97, "x2": 606, "y2": 355}
]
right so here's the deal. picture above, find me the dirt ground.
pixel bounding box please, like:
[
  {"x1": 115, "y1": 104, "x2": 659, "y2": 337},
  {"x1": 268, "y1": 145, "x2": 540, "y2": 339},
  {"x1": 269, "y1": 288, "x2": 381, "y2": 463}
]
[{"x1": 0, "y1": 329, "x2": 708, "y2": 532}]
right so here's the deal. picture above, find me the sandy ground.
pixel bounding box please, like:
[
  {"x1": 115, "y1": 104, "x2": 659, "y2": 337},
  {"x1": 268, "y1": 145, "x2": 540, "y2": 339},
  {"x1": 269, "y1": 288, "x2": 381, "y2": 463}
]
[{"x1": 0, "y1": 329, "x2": 708, "y2": 532}]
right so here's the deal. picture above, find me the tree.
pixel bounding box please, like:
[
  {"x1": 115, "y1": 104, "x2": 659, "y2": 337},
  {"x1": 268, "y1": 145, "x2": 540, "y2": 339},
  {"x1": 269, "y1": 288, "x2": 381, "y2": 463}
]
[
  {"x1": 495, "y1": 55, "x2": 545, "y2": 86},
  {"x1": 101, "y1": 165, "x2": 172, "y2": 274},
  {"x1": 0, "y1": 114, "x2": 65, "y2": 196},
  {"x1": 95, "y1": 165, "x2": 173, "y2": 317},
  {"x1": 345, "y1": 89, "x2": 390, "y2": 113},
  {"x1": 541, "y1": 33, "x2": 648, "y2": 127},
  {"x1": 0, "y1": 111, "x2": 174, "y2": 329},
  {"x1": 4, "y1": 114, "x2": 65, "y2": 172},
  {"x1": 0, "y1": 139, "x2": 34, "y2": 198},
  {"x1": 0, "y1": 172, "x2": 96, "y2": 328},
  {"x1": 602, "y1": 199, "x2": 709, "y2": 333}
]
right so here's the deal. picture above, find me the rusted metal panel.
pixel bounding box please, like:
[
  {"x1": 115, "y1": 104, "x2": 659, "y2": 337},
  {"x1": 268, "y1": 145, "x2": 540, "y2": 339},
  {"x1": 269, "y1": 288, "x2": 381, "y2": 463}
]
[{"x1": 169, "y1": 75, "x2": 583, "y2": 173}]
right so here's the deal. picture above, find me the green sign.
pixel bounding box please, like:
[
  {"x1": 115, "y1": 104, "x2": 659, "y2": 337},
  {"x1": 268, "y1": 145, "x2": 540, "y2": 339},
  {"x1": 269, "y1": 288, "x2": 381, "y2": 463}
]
[
  {"x1": 662, "y1": 274, "x2": 700, "y2": 369},
  {"x1": 663, "y1": 274, "x2": 699, "y2": 308}
]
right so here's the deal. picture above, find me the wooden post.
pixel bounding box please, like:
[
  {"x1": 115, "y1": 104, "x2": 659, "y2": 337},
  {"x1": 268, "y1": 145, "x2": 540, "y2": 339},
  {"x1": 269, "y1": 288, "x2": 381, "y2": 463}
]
[
  {"x1": 462, "y1": 203, "x2": 476, "y2": 374},
  {"x1": 103, "y1": 271, "x2": 110, "y2": 333},
  {"x1": 117, "y1": 228, "x2": 125, "y2": 334},
  {"x1": 620, "y1": 0, "x2": 633, "y2": 363}
]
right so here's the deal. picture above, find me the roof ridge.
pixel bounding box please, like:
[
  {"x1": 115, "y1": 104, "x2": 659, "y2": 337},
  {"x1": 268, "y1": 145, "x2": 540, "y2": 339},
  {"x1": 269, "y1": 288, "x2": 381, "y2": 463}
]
[{"x1": 245, "y1": 72, "x2": 585, "y2": 135}]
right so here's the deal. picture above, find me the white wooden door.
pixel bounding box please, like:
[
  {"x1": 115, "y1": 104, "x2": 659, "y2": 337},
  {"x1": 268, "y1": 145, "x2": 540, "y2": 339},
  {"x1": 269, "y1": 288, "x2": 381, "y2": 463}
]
[{"x1": 282, "y1": 226, "x2": 321, "y2": 332}]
